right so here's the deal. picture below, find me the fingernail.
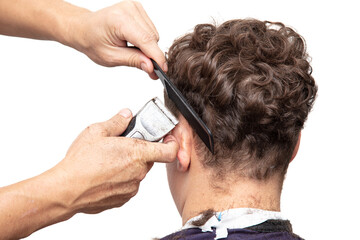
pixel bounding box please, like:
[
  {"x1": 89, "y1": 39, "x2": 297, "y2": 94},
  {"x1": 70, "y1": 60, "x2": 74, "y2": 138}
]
[
  {"x1": 140, "y1": 62, "x2": 148, "y2": 72},
  {"x1": 163, "y1": 62, "x2": 168, "y2": 72},
  {"x1": 119, "y1": 108, "x2": 132, "y2": 118}
]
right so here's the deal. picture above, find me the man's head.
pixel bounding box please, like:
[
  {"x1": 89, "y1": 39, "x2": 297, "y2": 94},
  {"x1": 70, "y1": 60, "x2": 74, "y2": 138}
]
[{"x1": 164, "y1": 19, "x2": 317, "y2": 216}]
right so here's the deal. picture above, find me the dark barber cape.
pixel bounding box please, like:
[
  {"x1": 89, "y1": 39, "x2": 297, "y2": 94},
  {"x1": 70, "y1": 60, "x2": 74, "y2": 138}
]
[{"x1": 160, "y1": 219, "x2": 303, "y2": 240}]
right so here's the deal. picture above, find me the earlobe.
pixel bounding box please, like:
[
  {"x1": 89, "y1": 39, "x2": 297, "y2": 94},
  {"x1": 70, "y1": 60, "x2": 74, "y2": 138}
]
[
  {"x1": 177, "y1": 148, "x2": 190, "y2": 172},
  {"x1": 172, "y1": 116, "x2": 193, "y2": 172}
]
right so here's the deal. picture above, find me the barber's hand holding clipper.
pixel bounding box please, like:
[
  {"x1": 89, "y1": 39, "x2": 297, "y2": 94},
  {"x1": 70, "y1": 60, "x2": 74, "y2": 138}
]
[
  {"x1": 0, "y1": 108, "x2": 179, "y2": 238},
  {"x1": 59, "y1": 108, "x2": 178, "y2": 214},
  {"x1": 0, "y1": 1, "x2": 179, "y2": 238}
]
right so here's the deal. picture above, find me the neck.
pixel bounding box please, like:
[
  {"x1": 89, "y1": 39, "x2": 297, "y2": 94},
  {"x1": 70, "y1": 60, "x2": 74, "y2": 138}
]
[{"x1": 181, "y1": 165, "x2": 282, "y2": 225}]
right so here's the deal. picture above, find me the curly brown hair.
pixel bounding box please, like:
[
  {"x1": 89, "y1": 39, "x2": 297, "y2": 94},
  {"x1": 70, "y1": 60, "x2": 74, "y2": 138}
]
[{"x1": 165, "y1": 19, "x2": 317, "y2": 180}]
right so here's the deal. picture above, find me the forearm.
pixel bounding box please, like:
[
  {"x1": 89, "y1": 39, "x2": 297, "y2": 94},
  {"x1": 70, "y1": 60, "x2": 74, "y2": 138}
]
[
  {"x1": 0, "y1": 0, "x2": 89, "y2": 46},
  {"x1": 0, "y1": 109, "x2": 178, "y2": 239},
  {"x1": 0, "y1": 167, "x2": 76, "y2": 239}
]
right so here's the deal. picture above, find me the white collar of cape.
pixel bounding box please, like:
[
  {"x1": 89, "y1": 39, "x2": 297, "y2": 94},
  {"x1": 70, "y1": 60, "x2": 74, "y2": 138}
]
[{"x1": 181, "y1": 208, "x2": 286, "y2": 239}]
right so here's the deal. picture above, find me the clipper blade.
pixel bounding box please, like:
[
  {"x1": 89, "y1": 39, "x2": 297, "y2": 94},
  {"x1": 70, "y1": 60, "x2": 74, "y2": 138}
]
[{"x1": 121, "y1": 97, "x2": 178, "y2": 142}]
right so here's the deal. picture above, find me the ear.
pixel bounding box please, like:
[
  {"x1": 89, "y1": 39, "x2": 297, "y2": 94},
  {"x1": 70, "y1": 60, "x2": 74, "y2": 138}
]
[
  {"x1": 290, "y1": 132, "x2": 301, "y2": 162},
  {"x1": 171, "y1": 116, "x2": 193, "y2": 172}
]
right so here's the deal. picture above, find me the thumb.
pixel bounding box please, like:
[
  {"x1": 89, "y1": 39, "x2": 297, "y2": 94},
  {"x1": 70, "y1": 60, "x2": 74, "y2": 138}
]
[
  {"x1": 139, "y1": 135, "x2": 179, "y2": 164},
  {"x1": 100, "y1": 108, "x2": 133, "y2": 137}
]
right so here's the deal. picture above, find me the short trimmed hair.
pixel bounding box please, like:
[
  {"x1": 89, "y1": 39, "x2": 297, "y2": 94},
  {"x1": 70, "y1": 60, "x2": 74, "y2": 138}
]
[{"x1": 165, "y1": 19, "x2": 317, "y2": 180}]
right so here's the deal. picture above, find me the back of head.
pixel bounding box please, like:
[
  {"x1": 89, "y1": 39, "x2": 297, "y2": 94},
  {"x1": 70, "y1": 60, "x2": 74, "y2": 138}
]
[{"x1": 165, "y1": 19, "x2": 317, "y2": 180}]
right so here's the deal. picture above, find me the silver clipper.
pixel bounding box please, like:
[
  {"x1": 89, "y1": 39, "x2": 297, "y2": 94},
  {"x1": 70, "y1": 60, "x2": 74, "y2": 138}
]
[{"x1": 121, "y1": 97, "x2": 178, "y2": 142}]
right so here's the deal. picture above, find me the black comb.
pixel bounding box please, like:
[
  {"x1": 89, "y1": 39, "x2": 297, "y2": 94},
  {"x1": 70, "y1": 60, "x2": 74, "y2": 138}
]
[{"x1": 151, "y1": 59, "x2": 214, "y2": 154}]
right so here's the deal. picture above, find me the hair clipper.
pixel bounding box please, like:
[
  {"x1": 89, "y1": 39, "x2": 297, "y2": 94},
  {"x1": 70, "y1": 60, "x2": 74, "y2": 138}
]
[{"x1": 121, "y1": 97, "x2": 178, "y2": 142}]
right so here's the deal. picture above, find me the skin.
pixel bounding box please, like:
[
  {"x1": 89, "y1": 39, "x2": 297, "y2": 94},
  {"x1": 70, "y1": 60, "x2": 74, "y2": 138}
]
[
  {"x1": 0, "y1": 0, "x2": 167, "y2": 78},
  {"x1": 166, "y1": 115, "x2": 300, "y2": 225},
  {"x1": 0, "y1": 0, "x2": 178, "y2": 238},
  {"x1": 0, "y1": 109, "x2": 179, "y2": 239}
]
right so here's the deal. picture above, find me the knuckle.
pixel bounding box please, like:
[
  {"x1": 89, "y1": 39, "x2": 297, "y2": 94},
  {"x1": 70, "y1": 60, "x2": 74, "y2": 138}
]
[
  {"x1": 86, "y1": 123, "x2": 107, "y2": 136},
  {"x1": 119, "y1": 0, "x2": 135, "y2": 11},
  {"x1": 141, "y1": 31, "x2": 158, "y2": 44},
  {"x1": 119, "y1": 0, "x2": 129, "y2": 6},
  {"x1": 129, "y1": 182, "x2": 140, "y2": 198},
  {"x1": 136, "y1": 168, "x2": 148, "y2": 181},
  {"x1": 133, "y1": 1, "x2": 141, "y2": 7},
  {"x1": 155, "y1": 31, "x2": 160, "y2": 42},
  {"x1": 122, "y1": 0, "x2": 133, "y2": 5},
  {"x1": 132, "y1": 138, "x2": 146, "y2": 155},
  {"x1": 110, "y1": 118, "x2": 124, "y2": 129},
  {"x1": 101, "y1": 52, "x2": 118, "y2": 67},
  {"x1": 129, "y1": 190, "x2": 137, "y2": 198},
  {"x1": 114, "y1": 7, "x2": 126, "y2": 21},
  {"x1": 127, "y1": 53, "x2": 140, "y2": 68}
]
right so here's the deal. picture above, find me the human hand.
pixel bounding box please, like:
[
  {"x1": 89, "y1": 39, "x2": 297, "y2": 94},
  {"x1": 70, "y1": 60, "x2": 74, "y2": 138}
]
[
  {"x1": 67, "y1": 0, "x2": 166, "y2": 79},
  {"x1": 55, "y1": 109, "x2": 178, "y2": 214}
]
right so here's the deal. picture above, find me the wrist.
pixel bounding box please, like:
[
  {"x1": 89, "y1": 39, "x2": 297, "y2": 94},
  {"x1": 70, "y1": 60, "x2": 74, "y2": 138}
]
[
  {"x1": 47, "y1": 158, "x2": 95, "y2": 215},
  {"x1": 54, "y1": 3, "x2": 91, "y2": 52},
  {"x1": 37, "y1": 163, "x2": 79, "y2": 218}
]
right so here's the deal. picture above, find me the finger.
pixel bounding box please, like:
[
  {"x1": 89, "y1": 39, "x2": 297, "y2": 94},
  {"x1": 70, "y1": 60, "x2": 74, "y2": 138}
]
[
  {"x1": 119, "y1": 46, "x2": 159, "y2": 80},
  {"x1": 148, "y1": 71, "x2": 158, "y2": 80},
  {"x1": 100, "y1": 108, "x2": 133, "y2": 137},
  {"x1": 108, "y1": 46, "x2": 157, "y2": 77},
  {"x1": 138, "y1": 135, "x2": 179, "y2": 163},
  {"x1": 133, "y1": 1, "x2": 159, "y2": 40},
  {"x1": 120, "y1": 22, "x2": 166, "y2": 72},
  {"x1": 139, "y1": 42, "x2": 167, "y2": 73}
]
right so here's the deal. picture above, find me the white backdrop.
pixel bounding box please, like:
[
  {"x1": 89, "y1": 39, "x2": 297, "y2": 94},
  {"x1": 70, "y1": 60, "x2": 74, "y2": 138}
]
[{"x1": 1, "y1": 0, "x2": 359, "y2": 239}]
